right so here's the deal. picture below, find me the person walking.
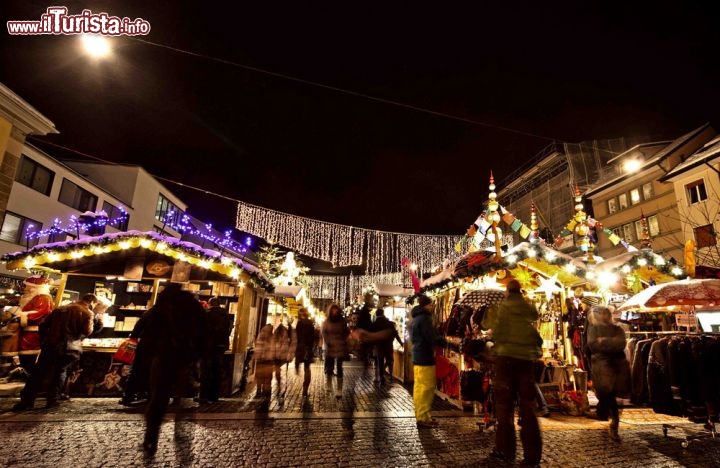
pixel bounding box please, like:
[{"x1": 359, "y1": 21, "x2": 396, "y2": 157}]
[
  {"x1": 12, "y1": 300, "x2": 91, "y2": 411},
  {"x1": 586, "y1": 305, "x2": 630, "y2": 442},
  {"x1": 136, "y1": 283, "x2": 206, "y2": 456},
  {"x1": 197, "y1": 297, "x2": 232, "y2": 403},
  {"x1": 294, "y1": 307, "x2": 316, "y2": 398},
  {"x1": 482, "y1": 279, "x2": 543, "y2": 467},
  {"x1": 410, "y1": 294, "x2": 444, "y2": 428},
  {"x1": 272, "y1": 315, "x2": 292, "y2": 400},
  {"x1": 321, "y1": 303, "x2": 349, "y2": 399},
  {"x1": 372, "y1": 308, "x2": 403, "y2": 384},
  {"x1": 253, "y1": 323, "x2": 275, "y2": 403}
]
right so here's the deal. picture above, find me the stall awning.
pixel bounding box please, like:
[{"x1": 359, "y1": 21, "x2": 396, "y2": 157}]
[{"x1": 1, "y1": 231, "x2": 273, "y2": 291}]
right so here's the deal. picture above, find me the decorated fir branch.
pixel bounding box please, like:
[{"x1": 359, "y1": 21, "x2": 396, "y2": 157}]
[{"x1": 2, "y1": 230, "x2": 274, "y2": 292}]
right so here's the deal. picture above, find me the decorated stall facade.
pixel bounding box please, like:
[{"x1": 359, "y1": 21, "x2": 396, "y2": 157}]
[{"x1": 1, "y1": 230, "x2": 273, "y2": 398}]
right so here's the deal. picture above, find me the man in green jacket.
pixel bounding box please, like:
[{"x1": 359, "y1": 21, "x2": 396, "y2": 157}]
[{"x1": 483, "y1": 279, "x2": 543, "y2": 468}]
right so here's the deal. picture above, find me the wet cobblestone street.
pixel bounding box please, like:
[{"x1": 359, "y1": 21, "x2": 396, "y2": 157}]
[{"x1": 1, "y1": 362, "x2": 719, "y2": 467}]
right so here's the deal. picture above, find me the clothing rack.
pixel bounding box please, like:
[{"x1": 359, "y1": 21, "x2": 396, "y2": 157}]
[{"x1": 631, "y1": 332, "x2": 720, "y2": 448}]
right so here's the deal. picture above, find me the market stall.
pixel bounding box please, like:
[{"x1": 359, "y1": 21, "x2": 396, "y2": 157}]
[{"x1": 1, "y1": 230, "x2": 273, "y2": 398}]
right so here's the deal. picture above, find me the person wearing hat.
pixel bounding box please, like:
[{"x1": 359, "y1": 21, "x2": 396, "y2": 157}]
[
  {"x1": 483, "y1": 279, "x2": 543, "y2": 467},
  {"x1": 411, "y1": 294, "x2": 444, "y2": 428}
]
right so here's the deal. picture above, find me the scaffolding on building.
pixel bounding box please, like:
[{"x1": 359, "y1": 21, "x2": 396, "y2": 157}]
[{"x1": 497, "y1": 136, "x2": 652, "y2": 249}]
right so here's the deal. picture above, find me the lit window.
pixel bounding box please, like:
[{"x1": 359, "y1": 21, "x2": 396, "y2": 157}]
[
  {"x1": 16, "y1": 156, "x2": 55, "y2": 195},
  {"x1": 642, "y1": 182, "x2": 653, "y2": 200},
  {"x1": 694, "y1": 224, "x2": 716, "y2": 248},
  {"x1": 607, "y1": 198, "x2": 618, "y2": 214},
  {"x1": 630, "y1": 188, "x2": 641, "y2": 205},
  {"x1": 0, "y1": 212, "x2": 42, "y2": 246},
  {"x1": 634, "y1": 220, "x2": 644, "y2": 240},
  {"x1": 155, "y1": 194, "x2": 182, "y2": 227},
  {"x1": 686, "y1": 180, "x2": 708, "y2": 204},
  {"x1": 647, "y1": 215, "x2": 660, "y2": 237},
  {"x1": 618, "y1": 193, "x2": 628, "y2": 210},
  {"x1": 622, "y1": 223, "x2": 634, "y2": 242}
]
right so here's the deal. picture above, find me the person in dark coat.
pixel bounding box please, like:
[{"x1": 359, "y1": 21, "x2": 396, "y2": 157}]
[
  {"x1": 12, "y1": 301, "x2": 90, "y2": 411},
  {"x1": 586, "y1": 305, "x2": 630, "y2": 442},
  {"x1": 372, "y1": 308, "x2": 403, "y2": 384},
  {"x1": 139, "y1": 283, "x2": 207, "y2": 455},
  {"x1": 355, "y1": 294, "x2": 375, "y2": 369},
  {"x1": 322, "y1": 303, "x2": 349, "y2": 399},
  {"x1": 294, "y1": 307, "x2": 316, "y2": 397},
  {"x1": 197, "y1": 297, "x2": 233, "y2": 403}
]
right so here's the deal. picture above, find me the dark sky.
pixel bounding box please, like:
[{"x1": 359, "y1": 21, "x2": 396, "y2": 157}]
[{"x1": 3, "y1": 1, "x2": 720, "y2": 237}]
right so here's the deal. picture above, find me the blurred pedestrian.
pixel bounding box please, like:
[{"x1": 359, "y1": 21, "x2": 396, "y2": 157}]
[
  {"x1": 372, "y1": 308, "x2": 403, "y2": 384},
  {"x1": 586, "y1": 305, "x2": 630, "y2": 442},
  {"x1": 253, "y1": 323, "x2": 274, "y2": 402},
  {"x1": 411, "y1": 294, "x2": 444, "y2": 428},
  {"x1": 322, "y1": 303, "x2": 349, "y2": 399},
  {"x1": 482, "y1": 280, "x2": 543, "y2": 467},
  {"x1": 272, "y1": 315, "x2": 292, "y2": 399},
  {"x1": 137, "y1": 283, "x2": 206, "y2": 456},
  {"x1": 12, "y1": 300, "x2": 89, "y2": 411},
  {"x1": 294, "y1": 307, "x2": 316, "y2": 397},
  {"x1": 197, "y1": 297, "x2": 232, "y2": 403}
]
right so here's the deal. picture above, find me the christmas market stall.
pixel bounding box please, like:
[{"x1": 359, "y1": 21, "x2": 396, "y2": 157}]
[{"x1": 1, "y1": 230, "x2": 274, "y2": 398}]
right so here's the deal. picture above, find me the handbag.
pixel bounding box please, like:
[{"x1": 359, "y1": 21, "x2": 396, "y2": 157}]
[{"x1": 113, "y1": 338, "x2": 138, "y2": 364}]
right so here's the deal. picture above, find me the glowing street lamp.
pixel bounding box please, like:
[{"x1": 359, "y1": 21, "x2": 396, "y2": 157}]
[
  {"x1": 80, "y1": 35, "x2": 111, "y2": 58},
  {"x1": 622, "y1": 158, "x2": 642, "y2": 174}
]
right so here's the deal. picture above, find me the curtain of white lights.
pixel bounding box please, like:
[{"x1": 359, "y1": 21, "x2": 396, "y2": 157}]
[{"x1": 236, "y1": 201, "x2": 461, "y2": 275}]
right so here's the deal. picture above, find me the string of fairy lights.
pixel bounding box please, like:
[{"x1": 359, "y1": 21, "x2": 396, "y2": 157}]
[
  {"x1": 236, "y1": 201, "x2": 462, "y2": 275},
  {"x1": 306, "y1": 272, "x2": 405, "y2": 305}
]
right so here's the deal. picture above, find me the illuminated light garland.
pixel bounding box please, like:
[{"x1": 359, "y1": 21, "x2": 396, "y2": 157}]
[
  {"x1": 236, "y1": 201, "x2": 460, "y2": 275},
  {"x1": 1, "y1": 230, "x2": 274, "y2": 292},
  {"x1": 306, "y1": 272, "x2": 405, "y2": 304}
]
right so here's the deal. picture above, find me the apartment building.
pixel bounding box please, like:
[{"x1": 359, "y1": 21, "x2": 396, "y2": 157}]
[{"x1": 585, "y1": 123, "x2": 716, "y2": 262}]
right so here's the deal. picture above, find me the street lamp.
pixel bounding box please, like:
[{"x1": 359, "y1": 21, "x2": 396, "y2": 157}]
[
  {"x1": 622, "y1": 158, "x2": 642, "y2": 174},
  {"x1": 80, "y1": 35, "x2": 111, "y2": 58}
]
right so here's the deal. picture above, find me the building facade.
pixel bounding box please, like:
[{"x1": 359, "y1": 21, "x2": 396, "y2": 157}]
[
  {"x1": 586, "y1": 123, "x2": 716, "y2": 263},
  {"x1": 661, "y1": 135, "x2": 720, "y2": 271}
]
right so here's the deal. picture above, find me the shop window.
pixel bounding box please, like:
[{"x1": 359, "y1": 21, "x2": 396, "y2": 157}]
[
  {"x1": 15, "y1": 156, "x2": 55, "y2": 195},
  {"x1": 155, "y1": 194, "x2": 182, "y2": 226},
  {"x1": 618, "y1": 193, "x2": 628, "y2": 210},
  {"x1": 634, "y1": 220, "x2": 644, "y2": 241},
  {"x1": 0, "y1": 212, "x2": 42, "y2": 246},
  {"x1": 630, "y1": 188, "x2": 641, "y2": 205},
  {"x1": 686, "y1": 179, "x2": 707, "y2": 204},
  {"x1": 607, "y1": 198, "x2": 618, "y2": 214},
  {"x1": 102, "y1": 201, "x2": 130, "y2": 231},
  {"x1": 622, "y1": 223, "x2": 634, "y2": 242},
  {"x1": 694, "y1": 224, "x2": 717, "y2": 248},
  {"x1": 58, "y1": 179, "x2": 98, "y2": 212},
  {"x1": 642, "y1": 182, "x2": 654, "y2": 200},
  {"x1": 611, "y1": 227, "x2": 622, "y2": 238}
]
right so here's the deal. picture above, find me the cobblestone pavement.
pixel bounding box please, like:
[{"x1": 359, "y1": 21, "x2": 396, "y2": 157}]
[{"x1": 1, "y1": 361, "x2": 719, "y2": 467}]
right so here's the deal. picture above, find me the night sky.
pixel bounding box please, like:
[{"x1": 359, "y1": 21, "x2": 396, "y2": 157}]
[{"x1": 3, "y1": 1, "x2": 720, "y2": 237}]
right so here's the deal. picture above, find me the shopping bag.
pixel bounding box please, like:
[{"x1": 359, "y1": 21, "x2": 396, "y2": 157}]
[{"x1": 113, "y1": 338, "x2": 138, "y2": 364}]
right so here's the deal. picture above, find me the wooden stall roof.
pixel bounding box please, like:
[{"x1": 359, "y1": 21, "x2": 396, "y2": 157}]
[{"x1": 1, "y1": 230, "x2": 273, "y2": 289}]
